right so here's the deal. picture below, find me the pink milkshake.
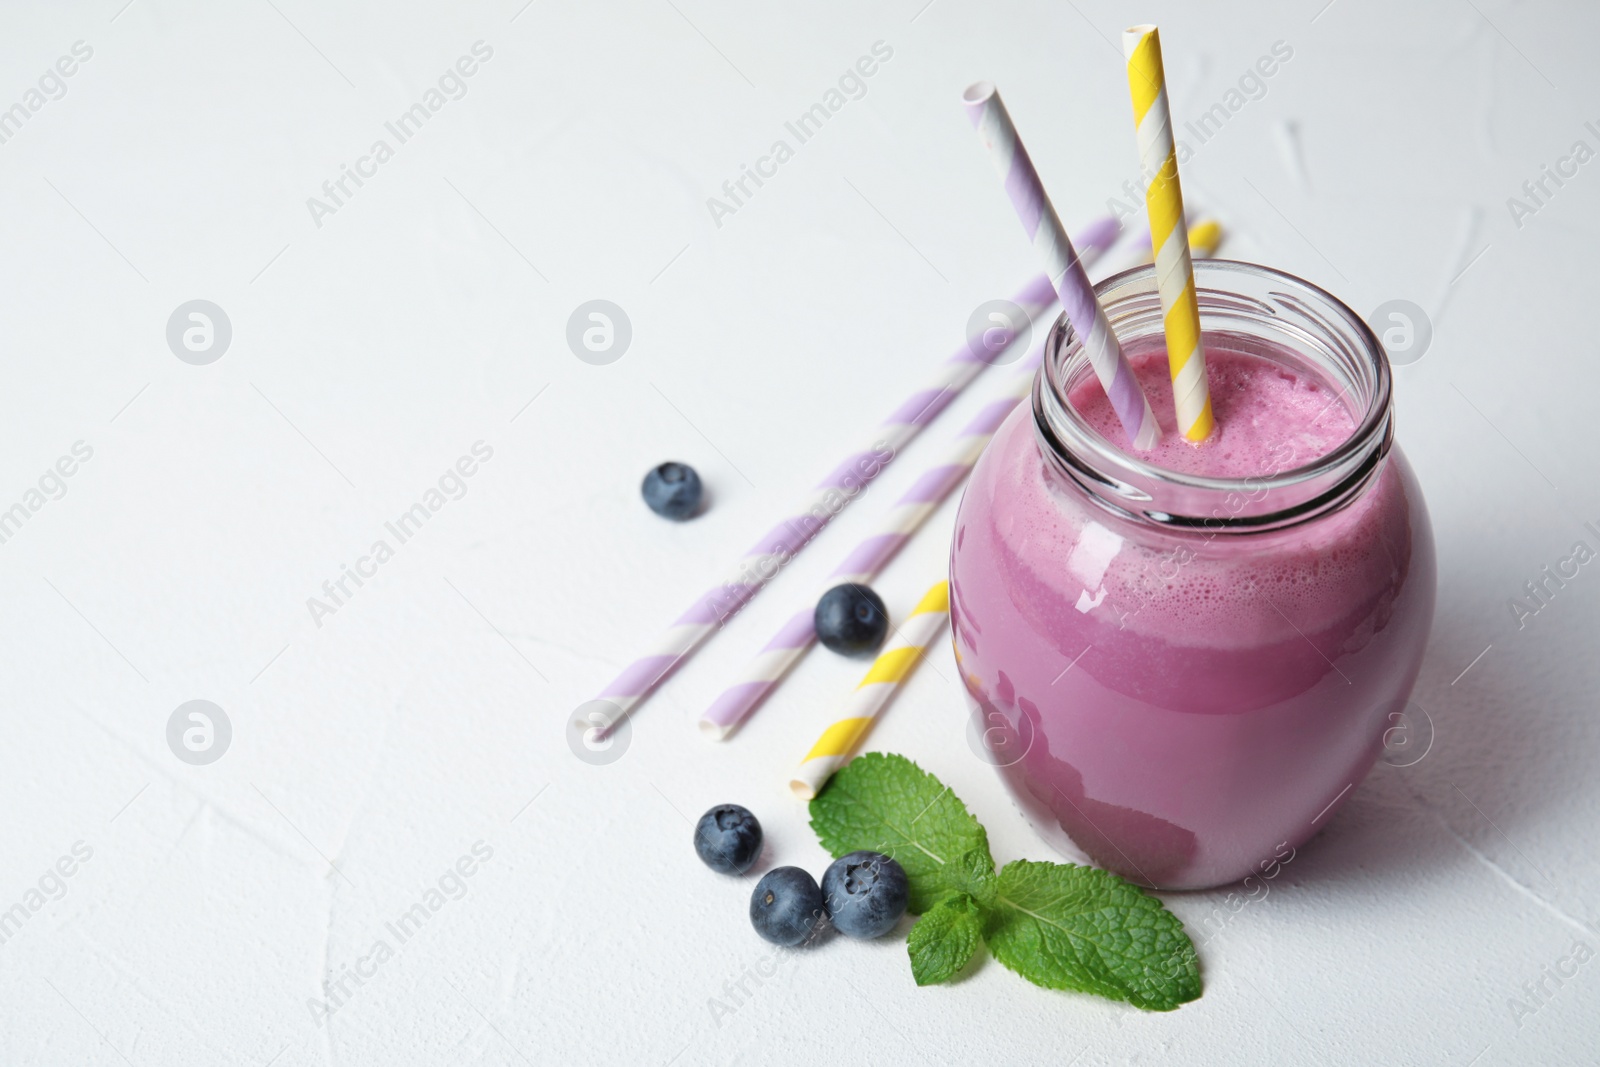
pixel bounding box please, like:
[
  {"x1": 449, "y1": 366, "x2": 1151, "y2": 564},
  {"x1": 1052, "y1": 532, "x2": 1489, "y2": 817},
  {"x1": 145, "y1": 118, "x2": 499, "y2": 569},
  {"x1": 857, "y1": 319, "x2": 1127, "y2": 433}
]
[{"x1": 949, "y1": 261, "x2": 1435, "y2": 889}]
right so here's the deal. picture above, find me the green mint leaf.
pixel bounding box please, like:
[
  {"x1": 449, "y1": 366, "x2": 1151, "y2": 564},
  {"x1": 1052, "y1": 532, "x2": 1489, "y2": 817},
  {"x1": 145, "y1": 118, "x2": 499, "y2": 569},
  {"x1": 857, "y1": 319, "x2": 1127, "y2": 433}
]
[
  {"x1": 946, "y1": 847, "x2": 997, "y2": 909},
  {"x1": 809, "y1": 752, "x2": 993, "y2": 914},
  {"x1": 908, "y1": 894, "x2": 985, "y2": 986},
  {"x1": 985, "y1": 860, "x2": 1201, "y2": 1011}
]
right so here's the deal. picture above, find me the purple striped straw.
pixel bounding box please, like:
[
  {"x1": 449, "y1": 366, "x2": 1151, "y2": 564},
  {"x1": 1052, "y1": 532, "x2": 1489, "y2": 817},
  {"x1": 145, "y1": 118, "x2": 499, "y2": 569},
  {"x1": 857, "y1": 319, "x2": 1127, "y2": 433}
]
[
  {"x1": 963, "y1": 81, "x2": 1159, "y2": 451},
  {"x1": 580, "y1": 247, "x2": 1112, "y2": 733}
]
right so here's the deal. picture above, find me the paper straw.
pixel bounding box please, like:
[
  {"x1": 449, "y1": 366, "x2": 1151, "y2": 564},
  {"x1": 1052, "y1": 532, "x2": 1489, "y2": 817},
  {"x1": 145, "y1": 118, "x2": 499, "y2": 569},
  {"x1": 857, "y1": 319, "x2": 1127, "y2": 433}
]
[
  {"x1": 702, "y1": 221, "x2": 1220, "y2": 741},
  {"x1": 1124, "y1": 25, "x2": 1214, "y2": 443},
  {"x1": 1188, "y1": 219, "x2": 1223, "y2": 258},
  {"x1": 788, "y1": 581, "x2": 950, "y2": 800},
  {"x1": 962, "y1": 81, "x2": 1159, "y2": 451},
  {"x1": 582, "y1": 235, "x2": 1118, "y2": 730},
  {"x1": 1115, "y1": 217, "x2": 1224, "y2": 273}
]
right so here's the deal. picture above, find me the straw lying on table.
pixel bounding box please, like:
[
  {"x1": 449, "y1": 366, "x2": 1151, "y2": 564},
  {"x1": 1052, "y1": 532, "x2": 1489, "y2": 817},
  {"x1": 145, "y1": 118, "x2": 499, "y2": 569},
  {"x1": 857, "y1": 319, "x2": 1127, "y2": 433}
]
[
  {"x1": 789, "y1": 581, "x2": 950, "y2": 800},
  {"x1": 583, "y1": 259, "x2": 1094, "y2": 732},
  {"x1": 700, "y1": 219, "x2": 1122, "y2": 741},
  {"x1": 1187, "y1": 219, "x2": 1223, "y2": 259},
  {"x1": 963, "y1": 80, "x2": 1159, "y2": 451},
  {"x1": 1125, "y1": 24, "x2": 1214, "y2": 443}
]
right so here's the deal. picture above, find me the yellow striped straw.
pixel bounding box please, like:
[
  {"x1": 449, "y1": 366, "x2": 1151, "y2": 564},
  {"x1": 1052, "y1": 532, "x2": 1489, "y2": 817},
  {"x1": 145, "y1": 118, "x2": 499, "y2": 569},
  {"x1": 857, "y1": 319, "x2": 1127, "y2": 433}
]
[
  {"x1": 1188, "y1": 218, "x2": 1224, "y2": 258},
  {"x1": 1111, "y1": 217, "x2": 1226, "y2": 274},
  {"x1": 788, "y1": 581, "x2": 950, "y2": 800},
  {"x1": 1125, "y1": 24, "x2": 1214, "y2": 443}
]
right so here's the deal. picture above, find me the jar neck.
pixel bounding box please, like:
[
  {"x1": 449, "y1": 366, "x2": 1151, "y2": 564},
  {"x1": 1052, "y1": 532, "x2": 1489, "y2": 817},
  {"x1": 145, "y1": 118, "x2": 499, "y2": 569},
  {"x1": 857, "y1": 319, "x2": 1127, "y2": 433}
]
[{"x1": 1033, "y1": 259, "x2": 1393, "y2": 535}]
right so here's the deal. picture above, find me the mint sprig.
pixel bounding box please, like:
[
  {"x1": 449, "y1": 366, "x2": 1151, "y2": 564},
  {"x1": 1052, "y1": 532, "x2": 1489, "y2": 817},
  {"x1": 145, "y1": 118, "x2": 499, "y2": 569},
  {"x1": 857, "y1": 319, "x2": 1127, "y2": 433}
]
[{"x1": 809, "y1": 753, "x2": 1201, "y2": 1011}]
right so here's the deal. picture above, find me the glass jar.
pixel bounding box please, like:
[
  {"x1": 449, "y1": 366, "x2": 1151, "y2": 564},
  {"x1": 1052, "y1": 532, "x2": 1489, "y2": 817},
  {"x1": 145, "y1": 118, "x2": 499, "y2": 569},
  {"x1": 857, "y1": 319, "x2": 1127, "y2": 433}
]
[{"x1": 949, "y1": 260, "x2": 1436, "y2": 890}]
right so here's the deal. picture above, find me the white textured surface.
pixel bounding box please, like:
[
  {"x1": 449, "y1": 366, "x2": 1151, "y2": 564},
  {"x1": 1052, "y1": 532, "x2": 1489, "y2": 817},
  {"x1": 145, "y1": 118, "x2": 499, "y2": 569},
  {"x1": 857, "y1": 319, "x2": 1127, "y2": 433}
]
[{"x1": 1, "y1": 0, "x2": 1597, "y2": 1064}]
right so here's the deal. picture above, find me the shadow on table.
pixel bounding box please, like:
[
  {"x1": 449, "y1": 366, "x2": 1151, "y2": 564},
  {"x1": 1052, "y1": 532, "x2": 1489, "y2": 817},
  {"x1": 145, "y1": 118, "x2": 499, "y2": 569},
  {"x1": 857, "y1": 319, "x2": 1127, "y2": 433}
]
[{"x1": 1282, "y1": 600, "x2": 1594, "y2": 901}]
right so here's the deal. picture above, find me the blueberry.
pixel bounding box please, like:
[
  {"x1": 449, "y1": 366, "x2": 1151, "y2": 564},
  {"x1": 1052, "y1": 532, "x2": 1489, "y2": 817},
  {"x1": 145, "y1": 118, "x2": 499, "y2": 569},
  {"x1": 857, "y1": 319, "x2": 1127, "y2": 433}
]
[
  {"x1": 821, "y1": 851, "x2": 908, "y2": 939},
  {"x1": 693, "y1": 804, "x2": 762, "y2": 875},
  {"x1": 814, "y1": 583, "x2": 888, "y2": 656},
  {"x1": 749, "y1": 866, "x2": 825, "y2": 947},
  {"x1": 642, "y1": 462, "x2": 702, "y2": 520}
]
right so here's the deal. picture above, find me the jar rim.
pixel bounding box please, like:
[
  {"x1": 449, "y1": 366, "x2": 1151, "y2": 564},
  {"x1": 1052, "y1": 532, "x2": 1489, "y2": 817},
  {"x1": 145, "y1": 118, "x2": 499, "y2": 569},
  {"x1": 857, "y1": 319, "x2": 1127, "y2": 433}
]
[{"x1": 1033, "y1": 259, "x2": 1394, "y2": 533}]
